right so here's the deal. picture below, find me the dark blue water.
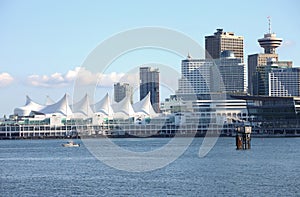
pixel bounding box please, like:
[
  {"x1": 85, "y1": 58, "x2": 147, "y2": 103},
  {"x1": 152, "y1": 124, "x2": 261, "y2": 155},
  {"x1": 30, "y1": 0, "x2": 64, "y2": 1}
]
[{"x1": 0, "y1": 138, "x2": 299, "y2": 196}]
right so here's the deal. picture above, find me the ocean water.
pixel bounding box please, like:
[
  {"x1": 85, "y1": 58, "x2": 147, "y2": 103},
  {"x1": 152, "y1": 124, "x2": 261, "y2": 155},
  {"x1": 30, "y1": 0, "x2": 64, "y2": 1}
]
[{"x1": 0, "y1": 138, "x2": 299, "y2": 196}]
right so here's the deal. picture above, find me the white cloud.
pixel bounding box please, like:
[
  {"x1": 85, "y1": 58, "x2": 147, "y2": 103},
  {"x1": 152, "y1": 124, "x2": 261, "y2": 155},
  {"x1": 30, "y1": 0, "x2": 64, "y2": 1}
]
[
  {"x1": 27, "y1": 73, "x2": 69, "y2": 87},
  {"x1": 0, "y1": 72, "x2": 14, "y2": 87},
  {"x1": 281, "y1": 40, "x2": 296, "y2": 48},
  {"x1": 65, "y1": 67, "x2": 81, "y2": 82},
  {"x1": 26, "y1": 67, "x2": 131, "y2": 88}
]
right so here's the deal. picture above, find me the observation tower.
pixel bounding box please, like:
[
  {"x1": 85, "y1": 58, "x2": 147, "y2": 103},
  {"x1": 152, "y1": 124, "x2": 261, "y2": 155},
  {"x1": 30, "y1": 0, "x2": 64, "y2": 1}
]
[{"x1": 258, "y1": 17, "x2": 282, "y2": 54}]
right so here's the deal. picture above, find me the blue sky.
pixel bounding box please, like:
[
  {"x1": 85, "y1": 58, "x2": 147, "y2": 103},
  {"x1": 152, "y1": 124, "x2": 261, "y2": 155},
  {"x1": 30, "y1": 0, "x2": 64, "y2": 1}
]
[{"x1": 0, "y1": 0, "x2": 299, "y2": 116}]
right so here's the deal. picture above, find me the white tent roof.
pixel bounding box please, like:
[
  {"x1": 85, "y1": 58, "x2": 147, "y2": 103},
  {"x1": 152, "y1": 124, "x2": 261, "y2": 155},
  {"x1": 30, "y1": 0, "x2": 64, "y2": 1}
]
[
  {"x1": 112, "y1": 95, "x2": 135, "y2": 117},
  {"x1": 93, "y1": 93, "x2": 114, "y2": 116},
  {"x1": 45, "y1": 95, "x2": 55, "y2": 105},
  {"x1": 38, "y1": 94, "x2": 73, "y2": 116},
  {"x1": 72, "y1": 94, "x2": 93, "y2": 117},
  {"x1": 133, "y1": 92, "x2": 157, "y2": 117},
  {"x1": 14, "y1": 96, "x2": 45, "y2": 116}
]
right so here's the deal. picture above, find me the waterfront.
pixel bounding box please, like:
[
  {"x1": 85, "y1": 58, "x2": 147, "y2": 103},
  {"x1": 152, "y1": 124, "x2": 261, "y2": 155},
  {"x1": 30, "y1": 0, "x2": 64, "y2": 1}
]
[{"x1": 0, "y1": 138, "x2": 299, "y2": 196}]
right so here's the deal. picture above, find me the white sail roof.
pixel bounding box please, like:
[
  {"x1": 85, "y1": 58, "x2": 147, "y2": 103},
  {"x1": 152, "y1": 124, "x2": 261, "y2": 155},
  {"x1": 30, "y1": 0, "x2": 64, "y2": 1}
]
[
  {"x1": 14, "y1": 96, "x2": 45, "y2": 116},
  {"x1": 133, "y1": 92, "x2": 157, "y2": 117},
  {"x1": 112, "y1": 95, "x2": 135, "y2": 117},
  {"x1": 38, "y1": 94, "x2": 73, "y2": 116},
  {"x1": 45, "y1": 95, "x2": 55, "y2": 105},
  {"x1": 93, "y1": 93, "x2": 114, "y2": 116},
  {"x1": 72, "y1": 94, "x2": 93, "y2": 117}
]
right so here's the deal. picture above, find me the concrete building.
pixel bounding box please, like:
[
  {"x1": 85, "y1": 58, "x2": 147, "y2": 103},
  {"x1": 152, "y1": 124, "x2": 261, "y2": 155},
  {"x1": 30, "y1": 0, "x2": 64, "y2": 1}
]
[
  {"x1": 114, "y1": 82, "x2": 133, "y2": 103},
  {"x1": 177, "y1": 52, "x2": 246, "y2": 99},
  {"x1": 213, "y1": 50, "x2": 246, "y2": 93},
  {"x1": 248, "y1": 53, "x2": 279, "y2": 94},
  {"x1": 177, "y1": 54, "x2": 213, "y2": 97},
  {"x1": 205, "y1": 29, "x2": 244, "y2": 61},
  {"x1": 253, "y1": 58, "x2": 296, "y2": 96},
  {"x1": 139, "y1": 67, "x2": 160, "y2": 112}
]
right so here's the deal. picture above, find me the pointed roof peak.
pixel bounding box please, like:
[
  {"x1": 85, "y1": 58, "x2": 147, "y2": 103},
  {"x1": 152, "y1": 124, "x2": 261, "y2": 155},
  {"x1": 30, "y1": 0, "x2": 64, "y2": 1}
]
[
  {"x1": 187, "y1": 52, "x2": 192, "y2": 59},
  {"x1": 25, "y1": 95, "x2": 32, "y2": 105},
  {"x1": 72, "y1": 94, "x2": 93, "y2": 117},
  {"x1": 93, "y1": 93, "x2": 114, "y2": 116},
  {"x1": 45, "y1": 95, "x2": 55, "y2": 105}
]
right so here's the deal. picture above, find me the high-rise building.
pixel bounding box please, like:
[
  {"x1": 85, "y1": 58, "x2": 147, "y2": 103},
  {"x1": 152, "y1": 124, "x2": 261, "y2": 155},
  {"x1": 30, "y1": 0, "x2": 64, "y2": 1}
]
[
  {"x1": 114, "y1": 82, "x2": 133, "y2": 103},
  {"x1": 253, "y1": 58, "x2": 295, "y2": 96},
  {"x1": 247, "y1": 18, "x2": 292, "y2": 95},
  {"x1": 248, "y1": 53, "x2": 278, "y2": 94},
  {"x1": 176, "y1": 54, "x2": 213, "y2": 99},
  {"x1": 205, "y1": 29, "x2": 244, "y2": 61},
  {"x1": 248, "y1": 53, "x2": 281, "y2": 94},
  {"x1": 139, "y1": 67, "x2": 160, "y2": 112},
  {"x1": 176, "y1": 52, "x2": 246, "y2": 99},
  {"x1": 213, "y1": 50, "x2": 246, "y2": 93},
  {"x1": 268, "y1": 65, "x2": 300, "y2": 97}
]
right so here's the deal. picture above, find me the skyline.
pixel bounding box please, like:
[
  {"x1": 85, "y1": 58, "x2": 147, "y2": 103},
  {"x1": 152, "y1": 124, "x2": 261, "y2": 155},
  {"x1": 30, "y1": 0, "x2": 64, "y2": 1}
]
[{"x1": 0, "y1": 0, "x2": 300, "y2": 116}]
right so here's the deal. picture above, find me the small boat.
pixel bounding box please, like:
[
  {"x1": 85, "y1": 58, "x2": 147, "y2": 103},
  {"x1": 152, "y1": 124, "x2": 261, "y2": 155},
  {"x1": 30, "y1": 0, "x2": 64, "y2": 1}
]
[{"x1": 62, "y1": 141, "x2": 80, "y2": 147}]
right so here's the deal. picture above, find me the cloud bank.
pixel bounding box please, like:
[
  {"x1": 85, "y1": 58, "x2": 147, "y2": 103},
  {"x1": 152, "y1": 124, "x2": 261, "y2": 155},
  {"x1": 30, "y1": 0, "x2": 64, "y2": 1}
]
[{"x1": 26, "y1": 67, "x2": 139, "y2": 88}]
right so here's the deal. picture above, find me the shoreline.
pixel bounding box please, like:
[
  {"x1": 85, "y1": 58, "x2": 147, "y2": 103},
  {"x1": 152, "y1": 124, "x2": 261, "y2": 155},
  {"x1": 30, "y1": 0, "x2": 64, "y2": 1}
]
[{"x1": 1, "y1": 134, "x2": 299, "y2": 140}]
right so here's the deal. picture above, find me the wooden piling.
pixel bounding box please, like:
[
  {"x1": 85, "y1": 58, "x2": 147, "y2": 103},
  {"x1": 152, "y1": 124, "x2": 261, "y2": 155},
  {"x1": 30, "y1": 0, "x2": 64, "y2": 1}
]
[{"x1": 236, "y1": 126, "x2": 251, "y2": 150}]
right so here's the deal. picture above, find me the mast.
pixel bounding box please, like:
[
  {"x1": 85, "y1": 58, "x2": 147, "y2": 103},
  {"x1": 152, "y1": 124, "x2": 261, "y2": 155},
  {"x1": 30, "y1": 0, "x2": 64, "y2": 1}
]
[{"x1": 267, "y1": 16, "x2": 271, "y2": 34}]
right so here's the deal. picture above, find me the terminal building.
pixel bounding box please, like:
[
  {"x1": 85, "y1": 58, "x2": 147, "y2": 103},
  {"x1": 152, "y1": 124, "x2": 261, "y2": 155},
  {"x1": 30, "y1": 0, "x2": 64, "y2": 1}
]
[
  {"x1": 233, "y1": 95, "x2": 300, "y2": 136},
  {"x1": 0, "y1": 92, "x2": 162, "y2": 139}
]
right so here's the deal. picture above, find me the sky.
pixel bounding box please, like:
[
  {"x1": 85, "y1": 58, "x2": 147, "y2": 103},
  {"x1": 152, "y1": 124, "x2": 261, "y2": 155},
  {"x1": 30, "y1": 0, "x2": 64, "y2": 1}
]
[{"x1": 0, "y1": 0, "x2": 299, "y2": 116}]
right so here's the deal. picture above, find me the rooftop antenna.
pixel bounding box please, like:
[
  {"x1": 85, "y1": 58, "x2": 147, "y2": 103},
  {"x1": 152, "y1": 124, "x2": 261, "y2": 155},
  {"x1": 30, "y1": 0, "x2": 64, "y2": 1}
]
[{"x1": 267, "y1": 16, "x2": 271, "y2": 34}]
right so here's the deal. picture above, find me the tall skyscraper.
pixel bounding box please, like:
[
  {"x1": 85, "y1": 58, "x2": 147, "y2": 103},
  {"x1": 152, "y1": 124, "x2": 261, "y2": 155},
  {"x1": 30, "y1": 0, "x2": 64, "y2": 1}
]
[
  {"x1": 247, "y1": 18, "x2": 292, "y2": 95},
  {"x1": 139, "y1": 67, "x2": 160, "y2": 112},
  {"x1": 114, "y1": 82, "x2": 133, "y2": 103},
  {"x1": 205, "y1": 29, "x2": 244, "y2": 61}
]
